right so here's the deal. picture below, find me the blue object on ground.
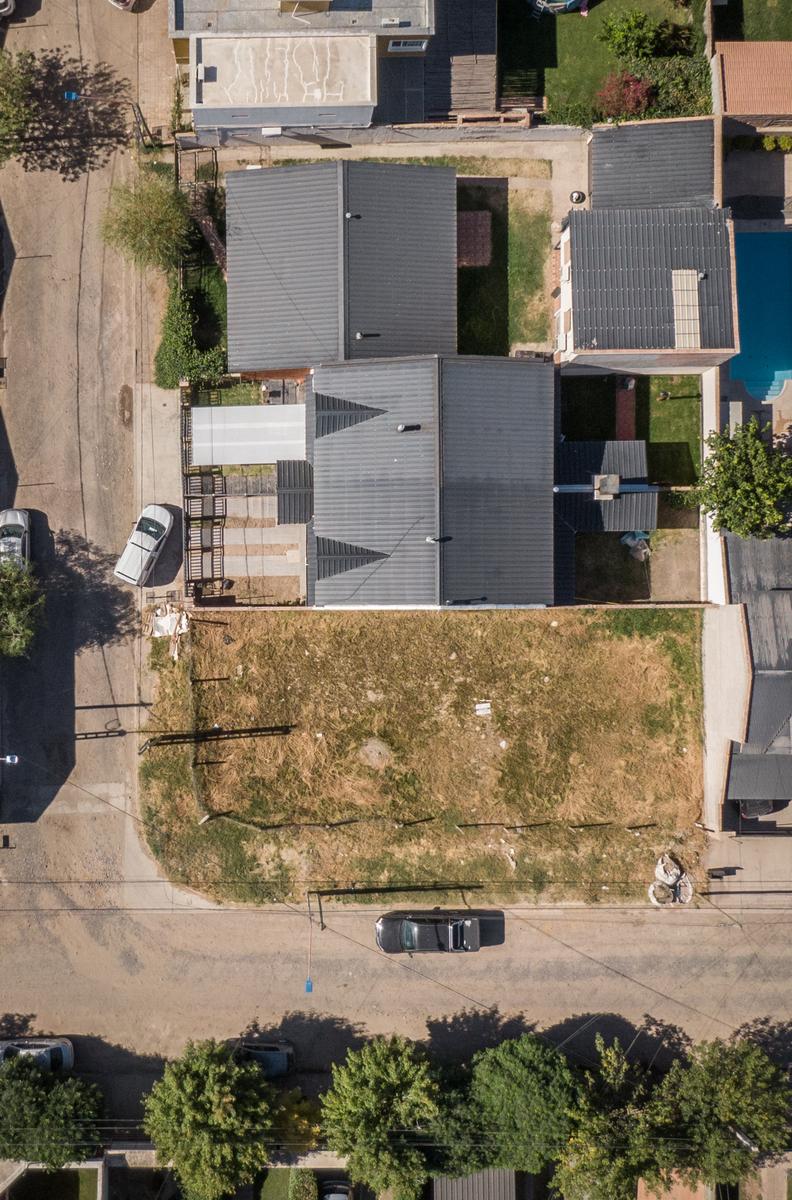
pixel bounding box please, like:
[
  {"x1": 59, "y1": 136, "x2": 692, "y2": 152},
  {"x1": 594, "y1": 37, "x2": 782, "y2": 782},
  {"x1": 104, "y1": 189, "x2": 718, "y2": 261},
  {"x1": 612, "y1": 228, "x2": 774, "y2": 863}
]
[
  {"x1": 730, "y1": 231, "x2": 792, "y2": 401},
  {"x1": 64, "y1": 91, "x2": 79, "y2": 101}
]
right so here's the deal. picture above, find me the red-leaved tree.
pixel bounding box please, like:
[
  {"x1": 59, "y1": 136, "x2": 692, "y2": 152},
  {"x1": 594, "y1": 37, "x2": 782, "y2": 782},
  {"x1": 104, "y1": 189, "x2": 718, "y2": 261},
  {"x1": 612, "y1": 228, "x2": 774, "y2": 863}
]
[{"x1": 596, "y1": 71, "x2": 654, "y2": 119}]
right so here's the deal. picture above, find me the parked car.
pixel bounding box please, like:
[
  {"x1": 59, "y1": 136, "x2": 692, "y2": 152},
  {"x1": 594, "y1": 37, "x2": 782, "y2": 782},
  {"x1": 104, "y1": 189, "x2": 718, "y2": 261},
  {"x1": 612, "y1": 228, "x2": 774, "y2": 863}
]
[
  {"x1": 234, "y1": 1038, "x2": 294, "y2": 1079},
  {"x1": 107, "y1": 0, "x2": 135, "y2": 9},
  {"x1": 0, "y1": 1037, "x2": 74, "y2": 1071},
  {"x1": 375, "y1": 909, "x2": 505, "y2": 954},
  {"x1": 0, "y1": 508, "x2": 30, "y2": 567},
  {"x1": 114, "y1": 504, "x2": 173, "y2": 587},
  {"x1": 320, "y1": 1182, "x2": 353, "y2": 1200}
]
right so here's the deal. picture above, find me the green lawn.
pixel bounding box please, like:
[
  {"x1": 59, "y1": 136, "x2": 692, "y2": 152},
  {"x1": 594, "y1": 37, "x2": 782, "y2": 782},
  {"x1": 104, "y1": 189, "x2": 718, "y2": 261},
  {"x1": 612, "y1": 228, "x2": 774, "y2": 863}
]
[
  {"x1": 500, "y1": 0, "x2": 705, "y2": 117},
  {"x1": 260, "y1": 1170, "x2": 291, "y2": 1200},
  {"x1": 715, "y1": 0, "x2": 792, "y2": 40},
  {"x1": 12, "y1": 1171, "x2": 97, "y2": 1200},
  {"x1": 560, "y1": 374, "x2": 702, "y2": 485},
  {"x1": 108, "y1": 1169, "x2": 179, "y2": 1200}
]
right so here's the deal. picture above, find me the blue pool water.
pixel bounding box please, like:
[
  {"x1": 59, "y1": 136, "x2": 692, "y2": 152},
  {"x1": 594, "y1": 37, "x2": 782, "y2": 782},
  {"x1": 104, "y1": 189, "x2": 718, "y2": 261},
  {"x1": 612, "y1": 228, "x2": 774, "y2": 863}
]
[{"x1": 730, "y1": 231, "x2": 792, "y2": 400}]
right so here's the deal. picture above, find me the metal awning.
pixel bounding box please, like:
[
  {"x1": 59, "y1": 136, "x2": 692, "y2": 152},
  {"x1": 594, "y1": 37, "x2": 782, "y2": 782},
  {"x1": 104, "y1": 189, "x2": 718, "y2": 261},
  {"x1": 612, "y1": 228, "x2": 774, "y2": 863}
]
[{"x1": 190, "y1": 404, "x2": 307, "y2": 466}]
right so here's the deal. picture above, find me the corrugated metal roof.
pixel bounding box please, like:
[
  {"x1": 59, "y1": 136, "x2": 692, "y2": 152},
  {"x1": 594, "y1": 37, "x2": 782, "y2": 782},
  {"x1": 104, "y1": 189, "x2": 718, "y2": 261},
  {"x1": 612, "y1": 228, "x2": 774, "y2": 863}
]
[
  {"x1": 309, "y1": 357, "x2": 441, "y2": 606},
  {"x1": 725, "y1": 533, "x2": 792, "y2": 603},
  {"x1": 745, "y1": 593, "x2": 792, "y2": 671},
  {"x1": 308, "y1": 356, "x2": 556, "y2": 607},
  {"x1": 316, "y1": 537, "x2": 388, "y2": 580},
  {"x1": 314, "y1": 393, "x2": 385, "y2": 439},
  {"x1": 557, "y1": 440, "x2": 648, "y2": 484},
  {"x1": 590, "y1": 120, "x2": 715, "y2": 210},
  {"x1": 440, "y1": 357, "x2": 556, "y2": 605},
  {"x1": 555, "y1": 491, "x2": 658, "y2": 533},
  {"x1": 344, "y1": 162, "x2": 457, "y2": 360},
  {"x1": 716, "y1": 41, "x2": 792, "y2": 117},
  {"x1": 226, "y1": 162, "x2": 457, "y2": 373},
  {"x1": 190, "y1": 404, "x2": 307, "y2": 466},
  {"x1": 434, "y1": 1170, "x2": 517, "y2": 1200},
  {"x1": 226, "y1": 165, "x2": 341, "y2": 373},
  {"x1": 569, "y1": 208, "x2": 735, "y2": 351},
  {"x1": 277, "y1": 459, "x2": 313, "y2": 525},
  {"x1": 727, "y1": 750, "x2": 792, "y2": 802},
  {"x1": 745, "y1": 672, "x2": 792, "y2": 750}
]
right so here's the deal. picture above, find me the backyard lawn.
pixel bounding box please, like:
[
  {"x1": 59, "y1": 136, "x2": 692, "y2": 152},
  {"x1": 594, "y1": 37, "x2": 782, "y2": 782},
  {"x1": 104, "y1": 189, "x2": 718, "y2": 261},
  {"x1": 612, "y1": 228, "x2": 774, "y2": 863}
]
[
  {"x1": 12, "y1": 1172, "x2": 97, "y2": 1200},
  {"x1": 500, "y1": 0, "x2": 707, "y2": 118},
  {"x1": 142, "y1": 609, "x2": 703, "y2": 906},
  {"x1": 715, "y1": 0, "x2": 792, "y2": 40},
  {"x1": 561, "y1": 374, "x2": 702, "y2": 484}
]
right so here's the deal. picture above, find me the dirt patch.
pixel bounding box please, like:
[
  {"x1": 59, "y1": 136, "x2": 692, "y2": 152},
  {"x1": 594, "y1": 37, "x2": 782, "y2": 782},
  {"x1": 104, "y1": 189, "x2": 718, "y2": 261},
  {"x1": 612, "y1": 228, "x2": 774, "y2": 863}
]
[{"x1": 141, "y1": 610, "x2": 704, "y2": 905}]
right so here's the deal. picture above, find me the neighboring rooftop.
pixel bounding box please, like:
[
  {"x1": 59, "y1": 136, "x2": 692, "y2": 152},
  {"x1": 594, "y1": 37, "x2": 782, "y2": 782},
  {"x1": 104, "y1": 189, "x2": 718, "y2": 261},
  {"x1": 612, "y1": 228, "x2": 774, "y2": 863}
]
[
  {"x1": 307, "y1": 355, "x2": 556, "y2": 608},
  {"x1": 590, "y1": 119, "x2": 716, "y2": 210},
  {"x1": 170, "y1": 0, "x2": 432, "y2": 39},
  {"x1": 555, "y1": 440, "x2": 659, "y2": 533},
  {"x1": 567, "y1": 208, "x2": 736, "y2": 352},
  {"x1": 191, "y1": 33, "x2": 376, "y2": 111},
  {"x1": 434, "y1": 1171, "x2": 517, "y2": 1200},
  {"x1": 715, "y1": 40, "x2": 792, "y2": 117},
  {"x1": 225, "y1": 162, "x2": 457, "y2": 373}
]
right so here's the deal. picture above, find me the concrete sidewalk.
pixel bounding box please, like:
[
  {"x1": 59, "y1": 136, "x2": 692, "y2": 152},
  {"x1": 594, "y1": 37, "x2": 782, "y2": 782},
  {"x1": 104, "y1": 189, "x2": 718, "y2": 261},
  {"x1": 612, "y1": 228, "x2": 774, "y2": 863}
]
[{"x1": 702, "y1": 604, "x2": 751, "y2": 832}]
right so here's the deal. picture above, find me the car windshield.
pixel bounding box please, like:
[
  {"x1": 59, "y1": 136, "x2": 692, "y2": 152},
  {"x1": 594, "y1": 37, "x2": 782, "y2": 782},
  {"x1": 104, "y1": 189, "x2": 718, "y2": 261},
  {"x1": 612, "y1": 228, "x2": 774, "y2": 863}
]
[
  {"x1": 401, "y1": 921, "x2": 419, "y2": 951},
  {"x1": 450, "y1": 920, "x2": 466, "y2": 950},
  {"x1": 0, "y1": 525, "x2": 24, "y2": 540},
  {"x1": 136, "y1": 516, "x2": 165, "y2": 540}
]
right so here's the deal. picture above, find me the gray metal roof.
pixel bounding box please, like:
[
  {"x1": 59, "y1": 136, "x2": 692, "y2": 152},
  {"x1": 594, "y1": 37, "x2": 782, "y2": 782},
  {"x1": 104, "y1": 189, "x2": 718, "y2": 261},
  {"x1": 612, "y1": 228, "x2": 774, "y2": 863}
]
[
  {"x1": 557, "y1": 440, "x2": 648, "y2": 484},
  {"x1": 745, "y1": 593, "x2": 792, "y2": 671},
  {"x1": 308, "y1": 356, "x2": 556, "y2": 607},
  {"x1": 434, "y1": 1172, "x2": 517, "y2": 1200},
  {"x1": 727, "y1": 750, "x2": 792, "y2": 802},
  {"x1": 591, "y1": 120, "x2": 716, "y2": 210},
  {"x1": 440, "y1": 357, "x2": 556, "y2": 606},
  {"x1": 277, "y1": 459, "x2": 313, "y2": 526},
  {"x1": 725, "y1": 533, "x2": 792, "y2": 603},
  {"x1": 226, "y1": 162, "x2": 457, "y2": 373},
  {"x1": 569, "y1": 208, "x2": 735, "y2": 351},
  {"x1": 745, "y1": 672, "x2": 792, "y2": 750},
  {"x1": 556, "y1": 491, "x2": 658, "y2": 533},
  {"x1": 169, "y1": 0, "x2": 431, "y2": 39}
]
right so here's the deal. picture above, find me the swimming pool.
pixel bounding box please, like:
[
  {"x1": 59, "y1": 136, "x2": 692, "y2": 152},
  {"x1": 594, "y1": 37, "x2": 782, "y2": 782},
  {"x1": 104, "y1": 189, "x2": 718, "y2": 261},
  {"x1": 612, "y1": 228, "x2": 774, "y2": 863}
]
[{"x1": 730, "y1": 231, "x2": 792, "y2": 401}]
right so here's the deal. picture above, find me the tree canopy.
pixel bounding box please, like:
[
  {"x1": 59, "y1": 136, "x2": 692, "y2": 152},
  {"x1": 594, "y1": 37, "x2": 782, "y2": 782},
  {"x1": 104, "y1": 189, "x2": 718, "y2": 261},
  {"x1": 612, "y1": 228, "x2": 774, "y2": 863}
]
[
  {"x1": 0, "y1": 1056, "x2": 102, "y2": 1169},
  {"x1": 692, "y1": 418, "x2": 792, "y2": 539},
  {"x1": 471, "y1": 1033, "x2": 578, "y2": 1173},
  {"x1": 0, "y1": 50, "x2": 35, "y2": 166},
  {"x1": 143, "y1": 1039, "x2": 277, "y2": 1200},
  {"x1": 321, "y1": 1035, "x2": 440, "y2": 1200},
  {"x1": 644, "y1": 1039, "x2": 792, "y2": 1189},
  {"x1": 102, "y1": 169, "x2": 192, "y2": 272},
  {"x1": 0, "y1": 559, "x2": 44, "y2": 657}
]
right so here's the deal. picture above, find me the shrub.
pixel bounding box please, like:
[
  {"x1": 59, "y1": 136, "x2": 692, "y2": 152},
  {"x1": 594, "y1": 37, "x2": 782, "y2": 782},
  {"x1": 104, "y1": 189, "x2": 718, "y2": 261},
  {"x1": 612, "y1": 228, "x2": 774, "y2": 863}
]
[
  {"x1": 289, "y1": 1169, "x2": 318, "y2": 1200},
  {"x1": 762, "y1": 135, "x2": 778, "y2": 151},
  {"x1": 637, "y1": 55, "x2": 712, "y2": 118},
  {"x1": 596, "y1": 72, "x2": 655, "y2": 119},
  {"x1": 0, "y1": 559, "x2": 43, "y2": 657},
  {"x1": 598, "y1": 9, "x2": 659, "y2": 60},
  {"x1": 778, "y1": 134, "x2": 792, "y2": 152},
  {"x1": 545, "y1": 98, "x2": 597, "y2": 128},
  {"x1": 154, "y1": 280, "x2": 226, "y2": 388},
  {"x1": 102, "y1": 168, "x2": 191, "y2": 271}
]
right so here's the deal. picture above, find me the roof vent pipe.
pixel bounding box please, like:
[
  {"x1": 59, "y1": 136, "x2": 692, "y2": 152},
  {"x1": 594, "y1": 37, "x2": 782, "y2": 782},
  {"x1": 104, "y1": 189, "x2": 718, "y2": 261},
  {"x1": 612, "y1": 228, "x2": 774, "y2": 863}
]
[
  {"x1": 397, "y1": 423, "x2": 421, "y2": 432},
  {"x1": 355, "y1": 331, "x2": 380, "y2": 340}
]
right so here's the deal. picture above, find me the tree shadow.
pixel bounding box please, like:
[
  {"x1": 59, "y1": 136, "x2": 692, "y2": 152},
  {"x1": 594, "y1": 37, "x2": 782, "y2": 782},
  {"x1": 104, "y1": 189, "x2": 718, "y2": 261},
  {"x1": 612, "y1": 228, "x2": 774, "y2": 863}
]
[
  {"x1": 45, "y1": 528, "x2": 137, "y2": 651},
  {"x1": 238, "y1": 1012, "x2": 365, "y2": 1093},
  {"x1": 543, "y1": 1012, "x2": 692, "y2": 1072},
  {"x1": 19, "y1": 49, "x2": 130, "y2": 181},
  {"x1": 424, "y1": 1008, "x2": 535, "y2": 1066},
  {"x1": 732, "y1": 1017, "x2": 792, "y2": 1070},
  {"x1": 0, "y1": 1011, "x2": 36, "y2": 1037},
  {"x1": 68, "y1": 1034, "x2": 166, "y2": 1125}
]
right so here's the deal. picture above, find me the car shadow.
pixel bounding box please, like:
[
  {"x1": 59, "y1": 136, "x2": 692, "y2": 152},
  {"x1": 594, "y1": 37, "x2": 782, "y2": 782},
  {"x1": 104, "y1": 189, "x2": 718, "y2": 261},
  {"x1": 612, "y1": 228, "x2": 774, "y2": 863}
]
[
  {"x1": 239, "y1": 1012, "x2": 365, "y2": 1095},
  {"x1": 146, "y1": 504, "x2": 183, "y2": 590}
]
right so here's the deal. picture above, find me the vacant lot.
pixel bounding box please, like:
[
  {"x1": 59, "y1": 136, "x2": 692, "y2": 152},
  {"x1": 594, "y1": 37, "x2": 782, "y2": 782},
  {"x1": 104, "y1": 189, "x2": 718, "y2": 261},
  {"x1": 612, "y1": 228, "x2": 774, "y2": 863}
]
[{"x1": 142, "y1": 610, "x2": 703, "y2": 906}]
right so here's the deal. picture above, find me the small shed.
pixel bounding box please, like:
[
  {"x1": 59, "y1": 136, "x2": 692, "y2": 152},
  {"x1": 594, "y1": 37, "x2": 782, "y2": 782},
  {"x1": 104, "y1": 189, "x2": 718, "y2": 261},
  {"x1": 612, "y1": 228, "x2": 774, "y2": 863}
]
[
  {"x1": 190, "y1": 404, "x2": 307, "y2": 466},
  {"x1": 434, "y1": 1170, "x2": 518, "y2": 1200}
]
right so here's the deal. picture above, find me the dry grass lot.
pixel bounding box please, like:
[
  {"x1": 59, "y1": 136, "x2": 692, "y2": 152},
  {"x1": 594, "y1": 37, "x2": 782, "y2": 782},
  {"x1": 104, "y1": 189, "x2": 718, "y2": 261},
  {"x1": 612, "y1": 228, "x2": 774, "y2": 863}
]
[{"x1": 142, "y1": 610, "x2": 703, "y2": 905}]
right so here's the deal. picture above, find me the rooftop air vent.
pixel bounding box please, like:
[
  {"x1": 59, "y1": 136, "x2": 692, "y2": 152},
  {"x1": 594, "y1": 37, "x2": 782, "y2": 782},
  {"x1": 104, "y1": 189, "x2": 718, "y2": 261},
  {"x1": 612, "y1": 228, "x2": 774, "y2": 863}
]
[{"x1": 593, "y1": 473, "x2": 620, "y2": 501}]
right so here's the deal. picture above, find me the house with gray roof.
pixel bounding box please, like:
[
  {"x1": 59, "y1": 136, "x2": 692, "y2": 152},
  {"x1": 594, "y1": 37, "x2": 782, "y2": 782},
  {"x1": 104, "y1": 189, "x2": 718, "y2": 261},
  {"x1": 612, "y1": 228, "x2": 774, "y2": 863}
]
[
  {"x1": 556, "y1": 207, "x2": 739, "y2": 372},
  {"x1": 307, "y1": 355, "x2": 556, "y2": 608},
  {"x1": 589, "y1": 118, "x2": 718, "y2": 211},
  {"x1": 225, "y1": 162, "x2": 457, "y2": 374}
]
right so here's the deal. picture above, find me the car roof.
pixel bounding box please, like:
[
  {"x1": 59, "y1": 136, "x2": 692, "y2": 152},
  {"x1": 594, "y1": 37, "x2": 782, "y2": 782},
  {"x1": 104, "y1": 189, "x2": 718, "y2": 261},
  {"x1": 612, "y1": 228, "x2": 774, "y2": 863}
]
[
  {"x1": 115, "y1": 540, "x2": 150, "y2": 584},
  {"x1": 139, "y1": 504, "x2": 172, "y2": 529},
  {"x1": 0, "y1": 509, "x2": 28, "y2": 526}
]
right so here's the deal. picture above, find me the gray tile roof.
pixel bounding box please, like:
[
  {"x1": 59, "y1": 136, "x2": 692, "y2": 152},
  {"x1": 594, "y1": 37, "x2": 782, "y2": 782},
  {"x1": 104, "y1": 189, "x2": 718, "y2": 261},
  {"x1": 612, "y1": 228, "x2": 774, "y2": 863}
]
[
  {"x1": 434, "y1": 1172, "x2": 517, "y2": 1200},
  {"x1": 226, "y1": 162, "x2": 457, "y2": 373},
  {"x1": 556, "y1": 491, "x2": 658, "y2": 533},
  {"x1": 307, "y1": 356, "x2": 556, "y2": 607},
  {"x1": 591, "y1": 120, "x2": 715, "y2": 210},
  {"x1": 568, "y1": 208, "x2": 735, "y2": 352},
  {"x1": 556, "y1": 440, "x2": 648, "y2": 484},
  {"x1": 555, "y1": 440, "x2": 657, "y2": 532},
  {"x1": 440, "y1": 357, "x2": 556, "y2": 606}
]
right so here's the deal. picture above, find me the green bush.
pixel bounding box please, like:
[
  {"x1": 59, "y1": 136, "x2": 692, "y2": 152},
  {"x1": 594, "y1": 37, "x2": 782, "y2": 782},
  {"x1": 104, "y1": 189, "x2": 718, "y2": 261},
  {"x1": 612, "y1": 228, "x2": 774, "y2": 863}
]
[
  {"x1": 0, "y1": 559, "x2": 43, "y2": 657},
  {"x1": 102, "y1": 168, "x2": 191, "y2": 271},
  {"x1": 288, "y1": 1169, "x2": 318, "y2": 1200},
  {"x1": 544, "y1": 98, "x2": 597, "y2": 128},
  {"x1": 762, "y1": 134, "x2": 778, "y2": 151},
  {"x1": 778, "y1": 134, "x2": 792, "y2": 152},
  {"x1": 154, "y1": 281, "x2": 226, "y2": 388},
  {"x1": 635, "y1": 55, "x2": 711, "y2": 118},
  {"x1": 598, "y1": 8, "x2": 660, "y2": 59}
]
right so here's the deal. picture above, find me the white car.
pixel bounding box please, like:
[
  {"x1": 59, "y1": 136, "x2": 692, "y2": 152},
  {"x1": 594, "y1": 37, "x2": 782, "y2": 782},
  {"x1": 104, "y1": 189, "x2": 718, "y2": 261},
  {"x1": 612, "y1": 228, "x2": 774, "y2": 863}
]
[
  {"x1": 114, "y1": 504, "x2": 173, "y2": 587},
  {"x1": 0, "y1": 1038, "x2": 74, "y2": 1071},
  {"x1": 0, "y1": 508, "x2": 31, "y2": 567}
]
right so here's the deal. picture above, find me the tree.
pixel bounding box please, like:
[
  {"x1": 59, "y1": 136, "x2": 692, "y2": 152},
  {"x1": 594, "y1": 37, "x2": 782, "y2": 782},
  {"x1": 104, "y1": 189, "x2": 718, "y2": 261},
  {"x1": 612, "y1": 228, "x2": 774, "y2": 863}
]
[
  {"x1": 102, "y1": 169, "x2": 192, "y2": 272},
  {"x1": 0, "y1": 1056, "x2": 102, "y2": 1169},
  {"x1": 0, "y1": 559, "x2": 44, "y2": 657},
  {"x1": 598, "y1": 9, "x2": 660, "y2": 60},
  {"x1": 596, "y1": 71, "x2": 655, "y2": 119},
  {"x1": 321, "y1": 1036, "x2": 440, "y2": 1200},
  {"x1": 288, "y1": 1168, "x2": 319, "y2": 1200},
  {"x1": 0, "y1": 50, "x2": 35, "y2": 165},
  {"x1": 470, "y1": 1033, "x2": 578, "y2": 1173},
  {"x1": 643, "y1": 1039, "x2": 792, "y2": 1189},
  {"x1": 692, "y1": 418, "x2": 792, "y2": 538},
  {"x1": 552, "y1": 1037, "x2": 655, "y2": 1200},
  {"x1": 143, "y1": 1040, "x2": 277, "y2": 1200}
]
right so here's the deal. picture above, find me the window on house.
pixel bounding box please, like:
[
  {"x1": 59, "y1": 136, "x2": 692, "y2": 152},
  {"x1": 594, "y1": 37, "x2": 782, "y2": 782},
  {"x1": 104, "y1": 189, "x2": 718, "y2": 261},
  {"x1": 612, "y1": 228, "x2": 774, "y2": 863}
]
[{"x1": 387, "y1": 38, "x2": 429, "y2": 52}]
